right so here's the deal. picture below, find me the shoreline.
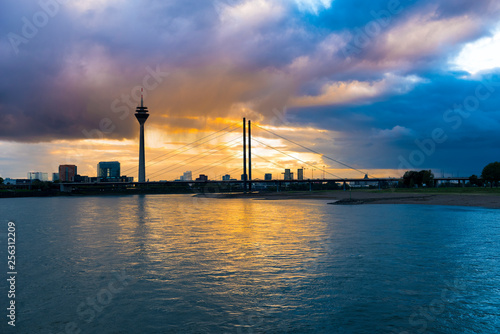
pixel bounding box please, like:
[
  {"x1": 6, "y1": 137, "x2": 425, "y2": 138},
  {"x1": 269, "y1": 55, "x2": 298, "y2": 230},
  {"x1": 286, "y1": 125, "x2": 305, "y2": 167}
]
[
  {"x1": 2, "y1": 189, "x2": 499, "y2": 209},
  {"x1": 199, "y1": 191, "x2": 500, "y2": 209}
]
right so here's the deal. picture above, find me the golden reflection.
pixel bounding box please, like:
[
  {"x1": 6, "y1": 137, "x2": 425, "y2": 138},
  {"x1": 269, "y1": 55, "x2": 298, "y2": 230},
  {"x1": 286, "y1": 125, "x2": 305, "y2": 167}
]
[{"x1": 110, "y1": 195, "x2": 330, "y2": 283}]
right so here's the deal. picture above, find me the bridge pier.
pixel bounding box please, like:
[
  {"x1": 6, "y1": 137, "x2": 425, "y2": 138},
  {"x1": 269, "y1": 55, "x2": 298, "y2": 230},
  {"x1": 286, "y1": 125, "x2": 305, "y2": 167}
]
[
  {"x1": 60, "y1": 184, "x2": 72, "y2": 193},
  {"x1": 248, "y1": 120, "x2": 252, "y2": 193},
  {"x1": 243, "y1": 118, "x2": 247, "y2": 193}
]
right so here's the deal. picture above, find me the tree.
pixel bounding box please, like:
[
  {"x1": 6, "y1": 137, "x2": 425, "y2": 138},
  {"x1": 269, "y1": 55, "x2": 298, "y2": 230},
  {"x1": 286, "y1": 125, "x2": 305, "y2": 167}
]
[
  {"x1": 469, "y1": 175, "x2": 477, "y2": 187},
  {"x1": 468, "y1": 174, "x2": 484, "y2": 187},
  {"x1": 418, "y1": 170, "x2": 434, "y2": 187},
  {"x1": 402, "y1": 170, "x2": 434, "y2": 188},
  {"x1": 481, "y1": 162, "x2": 500, "y2": 187},
  {"x1": 402, "y1": 171, "x2": 418, "y2": 188},
  {"x1": 31, "y1": 180, "x2": 50, "y2": 191},
  {"x1": 0, "y1": 177, "x2": 3, "y2": 185}
]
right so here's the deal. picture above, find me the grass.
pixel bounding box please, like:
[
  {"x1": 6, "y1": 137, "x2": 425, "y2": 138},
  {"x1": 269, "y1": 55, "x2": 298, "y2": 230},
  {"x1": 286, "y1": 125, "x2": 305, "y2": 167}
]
[
  {"x1": 258, "y1": 187, "x2": 500, "y2": 196},
  {"x1": 365, "y1": 187, "x2": 500, "y2": 195}
]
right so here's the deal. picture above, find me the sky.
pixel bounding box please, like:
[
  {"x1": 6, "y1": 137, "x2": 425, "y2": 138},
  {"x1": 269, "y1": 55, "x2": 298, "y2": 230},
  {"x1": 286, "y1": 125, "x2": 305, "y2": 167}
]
[{"x1": 1, "y1": 0, "x2": 500, "y2": 181}]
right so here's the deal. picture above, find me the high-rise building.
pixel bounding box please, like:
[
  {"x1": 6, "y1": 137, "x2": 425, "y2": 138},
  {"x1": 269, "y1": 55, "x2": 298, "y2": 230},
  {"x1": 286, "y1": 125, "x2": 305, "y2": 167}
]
[
  {"x1": 182, "y1": 171, "x2": 192, "y2": 181},
  {"x1": 59, "y1": 165, "x2": 77, "y2": 182},
  {"x1": 297, "y1": 169, "x2": 304, "y2": 180},
  {"x1": 265, "y1": 173, "x2": 272, "y2": 180},
  {"x1": 178, "y1": 171, "x2": 193, "y2": 181},
  {"x1": 284, "y1": 169, "x2": 293, "y2": 180},
  {"x1": 135, "y1": 88, "x2": 149, "y2": 182},
  {"x1": 27, "y1": 172, "x2": 48, "y2": 181},
  {"x1": 222, "y1": 174, "x2": 231, "y2": 181},
  {"x1": 97, "y1": 161, "x2": 121, "y2": 181},
  {"x1": 52, "y1": 173, "x2": 59, "y2": 182}
]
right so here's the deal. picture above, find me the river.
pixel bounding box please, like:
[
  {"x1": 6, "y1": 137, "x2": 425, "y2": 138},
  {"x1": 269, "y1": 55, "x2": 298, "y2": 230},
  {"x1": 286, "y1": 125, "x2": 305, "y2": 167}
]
[{"x1": 0, "y1": 194, "x2": 499, "y2": 333}]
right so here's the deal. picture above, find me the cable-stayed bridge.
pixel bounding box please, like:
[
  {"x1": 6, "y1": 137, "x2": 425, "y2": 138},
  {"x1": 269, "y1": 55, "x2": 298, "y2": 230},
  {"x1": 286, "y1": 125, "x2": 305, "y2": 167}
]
[
  {"x1": 120, "y1": 118, "x2": 372, "y2": 183},
  {"x1": 60, "y1": 118, "x2": 470, "y2": 192}
]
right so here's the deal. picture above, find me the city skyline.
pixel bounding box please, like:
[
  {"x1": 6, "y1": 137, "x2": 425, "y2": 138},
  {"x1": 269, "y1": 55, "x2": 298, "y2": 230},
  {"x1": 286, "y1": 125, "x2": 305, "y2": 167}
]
[{"x1": 1, "y1": 1, "x2": 500, "y2": 180}]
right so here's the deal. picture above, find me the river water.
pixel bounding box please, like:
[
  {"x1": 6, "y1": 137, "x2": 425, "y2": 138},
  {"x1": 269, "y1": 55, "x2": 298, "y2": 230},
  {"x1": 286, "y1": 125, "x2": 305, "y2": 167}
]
[{"x1": 0, "y1": 194, "x2": 499, "y2": 333}]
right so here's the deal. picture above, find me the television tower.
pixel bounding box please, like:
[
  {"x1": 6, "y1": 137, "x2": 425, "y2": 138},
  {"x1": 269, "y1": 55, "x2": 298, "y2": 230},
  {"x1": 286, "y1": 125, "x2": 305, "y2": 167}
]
[{"x1": 135, "y1": 88, "x2": 149, "y2": 182}]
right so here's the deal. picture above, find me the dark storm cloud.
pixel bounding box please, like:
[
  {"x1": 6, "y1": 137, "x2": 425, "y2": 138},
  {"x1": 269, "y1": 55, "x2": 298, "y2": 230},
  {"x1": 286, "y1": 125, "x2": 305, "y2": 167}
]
[
  {"x1": 0, "y1": 0, "x2": 223, "y2": 142},
  {"x1": 1, "y1": 0, "x2": 298, "y2": 141}
]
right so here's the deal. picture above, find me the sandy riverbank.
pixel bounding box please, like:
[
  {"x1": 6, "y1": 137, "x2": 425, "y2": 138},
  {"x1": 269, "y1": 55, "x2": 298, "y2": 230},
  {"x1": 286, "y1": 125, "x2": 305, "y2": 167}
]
[{"x1": 198, "y1": 191, "x2": 500, "y2": 209}]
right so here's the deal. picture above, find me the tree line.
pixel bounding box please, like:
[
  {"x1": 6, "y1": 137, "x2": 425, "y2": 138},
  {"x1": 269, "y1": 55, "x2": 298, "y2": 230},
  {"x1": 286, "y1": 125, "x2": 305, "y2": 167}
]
[{"x1": 401, "y1": 162, "x2": 500, "y2": 188}]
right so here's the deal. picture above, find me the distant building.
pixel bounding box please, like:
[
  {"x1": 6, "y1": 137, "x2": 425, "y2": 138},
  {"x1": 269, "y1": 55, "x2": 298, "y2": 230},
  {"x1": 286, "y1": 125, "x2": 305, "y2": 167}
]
[
  {"x1": 297, "y1": 169, "x2": 304, "y2": 180},
  {"x1": 265, "y1": 173, "x2": 272, "y2": 180},
  {"x1": 59, "y1": 165, "x2": 77, "y2": 182},
  {"x1": 222, "y1": 174, "x2": 231, "y2": 181},
  {"x1": 28, "y1": 172, "x2": 48, "y2": 181},
  {"x1": 182, "y1": 171, "x2": 192, "y2": 181},
  {"x1": 241, "y1": 174, "x2": 247, "y2": 181},
  {"x1": 97, "y1": 161, "x2": 120, "y2": 181},
  {"x1": 74, "y1": 175, "x2": 89, "y2": 183},
  {"x1": 52, "y1": 173, "x2": 59, "y2": 182},
  {"x1": 196, "y1": 174, "x2": 208, "y2": 181},
  {"x1": 284, "y1": 169, "x2": 293, "y2": 180},
  {"x1": 3, "y1": 178, "x2": 16, "y2": 185},
  {"x1": 177, "y1": 171, "x2": 193, "y2": 181},
  {"x1": 117, "y1": 176, "x2": 134, "y2": 182}
]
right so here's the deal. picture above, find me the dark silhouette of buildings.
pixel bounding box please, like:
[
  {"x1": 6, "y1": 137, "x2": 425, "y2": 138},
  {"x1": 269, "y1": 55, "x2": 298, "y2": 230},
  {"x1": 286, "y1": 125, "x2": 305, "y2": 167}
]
[{"x1": 196, "y1": 174, "x2": 208, "y2": 181}]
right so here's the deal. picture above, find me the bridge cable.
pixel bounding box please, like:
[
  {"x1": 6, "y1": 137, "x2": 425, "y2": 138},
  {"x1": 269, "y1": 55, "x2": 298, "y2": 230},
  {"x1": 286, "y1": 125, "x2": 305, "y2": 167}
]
[
  {"x1": 148, "y1": 136, "x2": 241, "y2": 179},
  {"x1": 122, "y1": 122, "x2": 242, "y2": 175},
  {"x1": 215, "y1": 167, "x2": 241, "y2": 181},
  {"x1": 252, "y1": 153, "x2": 288, "y2": 171},
  {"x1": 254, "y1": 124, "x2": 369, "y2": 177},
  {"x1": 252, "y1": 138, "x2": 343, "y2": 179},
  {"x1": 189, "y1": 155, "x2": 240, "y2": 177},
  {"x1": 148, "y1": 137, "x2": 240, "y2": 180}
]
